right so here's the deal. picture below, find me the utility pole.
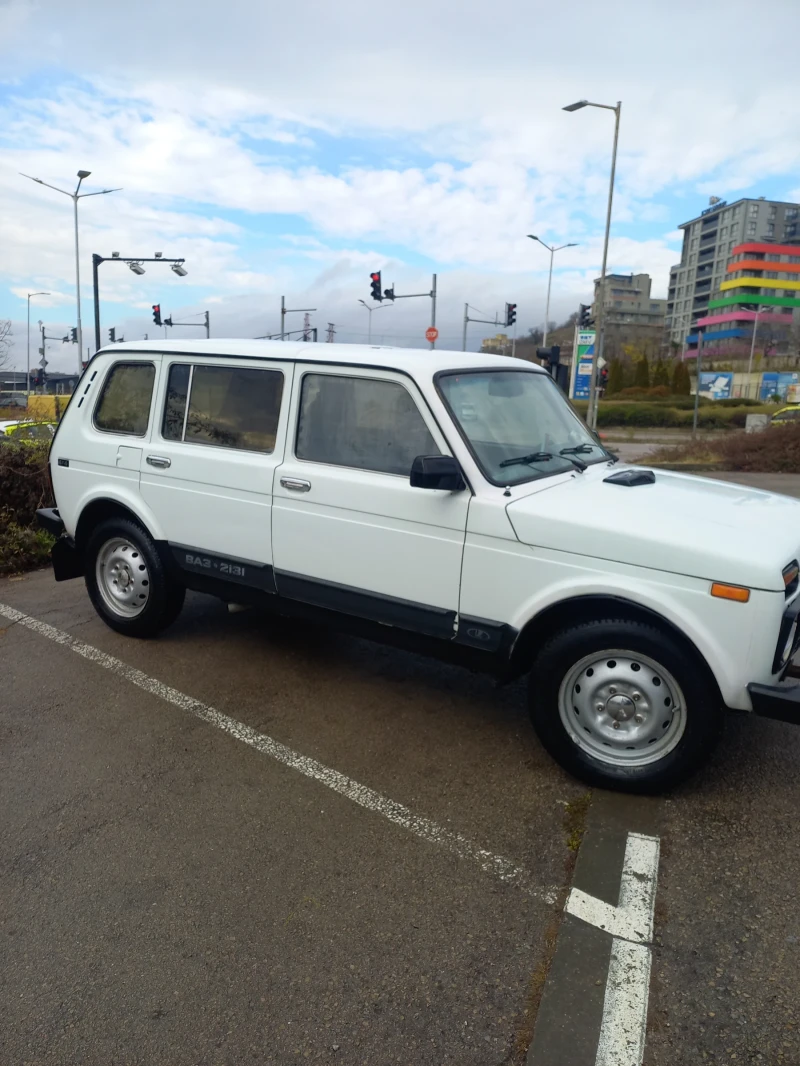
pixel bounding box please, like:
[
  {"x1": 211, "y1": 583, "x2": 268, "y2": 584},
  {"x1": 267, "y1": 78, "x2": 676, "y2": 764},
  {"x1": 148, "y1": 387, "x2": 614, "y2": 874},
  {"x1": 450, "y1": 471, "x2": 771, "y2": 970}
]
[
  {"x1": 205, "y1": 310, "x2": 210, "y2": 339},
  {"x1": 462, "y1": 303, "x2": 502, "y2": 351},
  {"x1": 326, "y1": 323, "x2": 335, "y2": 343},
  {"x1": 430, "y1": 273, "x2": 437, "y2": 349},
  {"x1": 280, "y1": 297, "x2": 316, "y2": 340}
]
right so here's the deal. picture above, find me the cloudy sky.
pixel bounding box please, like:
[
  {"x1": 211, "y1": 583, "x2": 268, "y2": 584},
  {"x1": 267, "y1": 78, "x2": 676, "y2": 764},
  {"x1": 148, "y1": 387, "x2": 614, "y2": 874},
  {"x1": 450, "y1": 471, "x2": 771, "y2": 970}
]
[{"x1": 2, "y1": 0, "x2": 799, "y2": 372}]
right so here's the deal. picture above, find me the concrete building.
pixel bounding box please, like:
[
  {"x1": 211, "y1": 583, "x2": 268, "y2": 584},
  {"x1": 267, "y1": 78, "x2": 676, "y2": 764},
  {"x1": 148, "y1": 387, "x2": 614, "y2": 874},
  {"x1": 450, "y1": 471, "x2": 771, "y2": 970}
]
[
  {"x1": 666, "y1": 196, "x2": 800, "y2": 350},
  {"x1": 593, "y1": 273, "x2": 666, "y2": 327},
  {"x1": 689, "y1": 240, "x2": 800, "y2": 357}
]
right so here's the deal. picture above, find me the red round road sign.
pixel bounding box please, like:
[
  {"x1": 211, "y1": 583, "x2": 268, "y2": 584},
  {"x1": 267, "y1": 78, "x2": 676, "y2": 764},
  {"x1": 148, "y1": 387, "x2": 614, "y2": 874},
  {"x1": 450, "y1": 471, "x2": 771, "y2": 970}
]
[{"x1": 425, "y1": 326, "x2": 439, "y2": 342}]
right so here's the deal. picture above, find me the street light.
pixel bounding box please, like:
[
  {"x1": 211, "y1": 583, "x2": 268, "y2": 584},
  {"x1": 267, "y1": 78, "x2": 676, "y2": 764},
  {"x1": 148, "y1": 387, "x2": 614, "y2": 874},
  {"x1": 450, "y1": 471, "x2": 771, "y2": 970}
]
[
  {"x1": 20, "y1": 169, "x2": 121, "y2": 373},
  {"x1": 563, "y1": 98, "x2": 621, "y2": 430},
  {"x1": 128, "y1": 262, "x2": 146, "y2": 276},
  {"x1": 746, "y1": 305, "x2": 770, "y2": 396},
  {"x1": 358, "y1": 298, "x2": 391, "y2": 343},
  {"x1": 527, "y1": 236, "x2": 578, "y2": 348},
  {"x1": 171, "y1": 263, "x2": 188, "y2": 277},
  {"x1": 26, "y1": 292, "x2": 50, "y2": 395}
]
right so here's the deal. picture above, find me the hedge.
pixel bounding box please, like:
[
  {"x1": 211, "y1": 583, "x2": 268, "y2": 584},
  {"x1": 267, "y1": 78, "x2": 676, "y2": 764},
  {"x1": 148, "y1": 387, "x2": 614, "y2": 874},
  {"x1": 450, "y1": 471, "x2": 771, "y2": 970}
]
[
  {"x1": 572, "y1": 400, "x2": 774, "y2": 429},
  {"x1": 0, "y1": 442, "x2": 55, "y2": 574}
]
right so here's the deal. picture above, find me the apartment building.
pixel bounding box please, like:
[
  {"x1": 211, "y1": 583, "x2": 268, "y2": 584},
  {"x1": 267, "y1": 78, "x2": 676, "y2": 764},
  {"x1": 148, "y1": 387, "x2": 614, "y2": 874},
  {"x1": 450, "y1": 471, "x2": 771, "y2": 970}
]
[
  {"x1": 593, "y1": 273, "x2": 666, "y2": 327},
  {"x1": 666, "y1": 197, "x2": 800, "y2": 350},
  {"x1": 689, "y1": 240, "x2": 800, "y2": 356}
]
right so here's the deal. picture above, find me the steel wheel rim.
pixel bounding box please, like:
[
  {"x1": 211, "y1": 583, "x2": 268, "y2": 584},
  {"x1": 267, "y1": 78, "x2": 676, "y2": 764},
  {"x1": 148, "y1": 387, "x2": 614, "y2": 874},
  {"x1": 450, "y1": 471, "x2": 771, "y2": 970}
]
[
  {"x1": 95, "y1": 537, "x2": 150, "y2": 618},
  {"x1": 558, "y1": 648, "x2": 686, "y2": 767}
]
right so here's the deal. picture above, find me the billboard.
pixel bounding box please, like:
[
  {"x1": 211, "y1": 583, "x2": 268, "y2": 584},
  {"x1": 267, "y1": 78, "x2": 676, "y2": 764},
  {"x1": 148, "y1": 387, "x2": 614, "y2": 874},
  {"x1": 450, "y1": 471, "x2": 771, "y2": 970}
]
[
  {"x1": 698, "y1": 372, "x2": 733, "y2": 400},
  {"x1": 761, "y1": 371, "x2": 799, "y2": 401},
  {"x1": 570, "y1": 330, "x2": 596, "y2": 400}
]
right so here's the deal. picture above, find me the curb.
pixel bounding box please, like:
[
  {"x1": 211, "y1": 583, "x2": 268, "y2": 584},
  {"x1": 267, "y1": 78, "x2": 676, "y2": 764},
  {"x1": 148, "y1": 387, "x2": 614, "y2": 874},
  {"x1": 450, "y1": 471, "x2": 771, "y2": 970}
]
[{"x1": 526, "y1": 791, "x2": 663, "y2": 1066}]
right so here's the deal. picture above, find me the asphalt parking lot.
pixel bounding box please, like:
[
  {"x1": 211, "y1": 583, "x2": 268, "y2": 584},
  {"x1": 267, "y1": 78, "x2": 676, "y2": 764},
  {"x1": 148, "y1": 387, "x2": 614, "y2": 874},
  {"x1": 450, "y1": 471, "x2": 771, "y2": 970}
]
[{"x1": 2, "y1": 565, "x2": 800, "y2": 1065}]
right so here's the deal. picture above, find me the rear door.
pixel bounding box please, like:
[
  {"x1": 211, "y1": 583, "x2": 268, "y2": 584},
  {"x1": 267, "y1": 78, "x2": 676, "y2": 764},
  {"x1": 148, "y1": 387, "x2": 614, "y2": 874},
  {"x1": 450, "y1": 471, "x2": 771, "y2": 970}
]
[
  {"x1": 139, "y1": 357, "x2": 293, "y2": 587},
  {"x1": 271, "y1": 365, "x2": 469, "y2": 638}
]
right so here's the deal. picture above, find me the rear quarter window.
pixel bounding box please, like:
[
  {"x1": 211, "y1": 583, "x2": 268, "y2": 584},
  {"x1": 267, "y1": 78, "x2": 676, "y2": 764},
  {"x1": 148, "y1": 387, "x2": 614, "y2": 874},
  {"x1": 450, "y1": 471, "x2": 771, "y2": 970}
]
[{"x1": 94, "y1": 362, "x2": 156, "y2": 436}]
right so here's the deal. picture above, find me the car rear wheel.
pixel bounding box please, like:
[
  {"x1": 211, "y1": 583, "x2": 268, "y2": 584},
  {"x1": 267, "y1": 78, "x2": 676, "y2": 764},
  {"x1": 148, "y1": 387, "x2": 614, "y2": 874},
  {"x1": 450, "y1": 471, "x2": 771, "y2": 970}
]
[
  {"x1": 529, "y1": 618, "x2": 723, "y2": 793},
  {"x1": 85, "y1": 517, "x2": 185, "y2": 637}
]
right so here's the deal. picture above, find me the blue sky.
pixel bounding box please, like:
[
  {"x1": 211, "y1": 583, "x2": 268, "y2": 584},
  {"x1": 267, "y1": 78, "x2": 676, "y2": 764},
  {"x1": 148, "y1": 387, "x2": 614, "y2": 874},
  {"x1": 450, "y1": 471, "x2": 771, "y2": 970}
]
[{"x1": 1, "y1": 0, "x2": 799, "y2": 370}]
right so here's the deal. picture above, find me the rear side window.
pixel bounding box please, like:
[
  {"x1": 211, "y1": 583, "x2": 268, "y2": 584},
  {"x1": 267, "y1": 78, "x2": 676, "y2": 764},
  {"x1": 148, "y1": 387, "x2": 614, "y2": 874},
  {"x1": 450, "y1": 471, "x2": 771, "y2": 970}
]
[
  {"x1": 162, "y1": 363, "x2": 283, "y2": 453},
  {"x1": 94, "y1": 362, "x2": 156, "y2": 436},
  {"x1": 296, "y1": 373, "x2": 439, "y2": 476}
]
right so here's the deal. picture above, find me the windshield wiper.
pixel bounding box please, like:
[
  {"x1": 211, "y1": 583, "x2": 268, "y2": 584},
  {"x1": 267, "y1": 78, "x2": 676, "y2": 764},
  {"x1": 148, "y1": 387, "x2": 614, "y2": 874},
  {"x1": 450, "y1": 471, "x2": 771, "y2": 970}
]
[
  {"x1": 500, "y1": 450, "x2": 586, "y2": 473},
  {"x1": 560, "y1": 444, "x2": 596, "y2": 456}
]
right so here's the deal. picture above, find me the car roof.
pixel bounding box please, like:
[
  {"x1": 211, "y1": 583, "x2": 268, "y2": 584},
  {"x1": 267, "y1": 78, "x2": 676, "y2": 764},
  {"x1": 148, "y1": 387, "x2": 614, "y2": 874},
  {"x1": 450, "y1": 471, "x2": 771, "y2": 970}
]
[{"x1": 94, "y1": 338, "x2": 546, "y2": 376}]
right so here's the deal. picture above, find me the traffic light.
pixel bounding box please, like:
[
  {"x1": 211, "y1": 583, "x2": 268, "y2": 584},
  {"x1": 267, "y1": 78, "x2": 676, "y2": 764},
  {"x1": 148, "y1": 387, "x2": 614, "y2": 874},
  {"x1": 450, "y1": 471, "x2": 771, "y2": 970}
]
[
  {"x1": 505, "y1": 302, "x2": 517, "y2": 328},
  {"x1": 70, "y1": 327, "x2": 77, "y2": 343},
  {"x1": 370, "y1": 272, "x2": 382, "y2": 302},
  {"x1": 164, "y1": 316, "x2": 173, "y2": 327},
  {"x1": 109, "y1": 327, "x2": 116, "y2": 343},
  {"x1": 383, "y1": 286, "x2": 395, "y2": 301},
  {"x1": 152, "y1": 304, "x2": 162, "y2": 326},
  {"x1": 579, "y1": 303, "x2": 594, "y2": 328}
]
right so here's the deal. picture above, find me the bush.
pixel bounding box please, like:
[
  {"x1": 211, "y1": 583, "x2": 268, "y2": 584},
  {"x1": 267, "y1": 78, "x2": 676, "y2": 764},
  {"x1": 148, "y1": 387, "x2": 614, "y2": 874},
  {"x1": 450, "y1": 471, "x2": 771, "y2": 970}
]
[
  {"x1": 0, "y1": 441, "x2": 54, "y2": 575},
  {"x1": 648, "y1": 423, "x2": 800, "y2": 473}
]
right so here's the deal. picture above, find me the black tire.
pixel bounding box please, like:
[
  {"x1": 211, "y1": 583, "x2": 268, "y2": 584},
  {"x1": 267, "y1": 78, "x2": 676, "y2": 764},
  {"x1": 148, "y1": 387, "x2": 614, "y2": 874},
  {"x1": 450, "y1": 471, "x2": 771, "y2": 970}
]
[
  {"x1": 528, "y1": 618, "x2": 723, "y2": 793},
  {"x1": 84, "y1": 517, "x2": 185, "y2": 638}
]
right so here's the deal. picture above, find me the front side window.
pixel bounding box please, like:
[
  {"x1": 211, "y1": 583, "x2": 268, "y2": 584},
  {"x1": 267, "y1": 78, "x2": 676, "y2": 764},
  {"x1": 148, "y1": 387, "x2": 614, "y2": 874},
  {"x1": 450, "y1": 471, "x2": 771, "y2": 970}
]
[
  {"x1": 296, "y1": 373, "x2": 438, "y2": 476},
  {"x1": 162, "y1": 363, "x2": 283, "y2": 453},
  {"x1": 437, "y1": 370, "x2": 609, "y2": 487},
  {"x1": 94, "y1": 362, "x2": 156, "y2": 436}
]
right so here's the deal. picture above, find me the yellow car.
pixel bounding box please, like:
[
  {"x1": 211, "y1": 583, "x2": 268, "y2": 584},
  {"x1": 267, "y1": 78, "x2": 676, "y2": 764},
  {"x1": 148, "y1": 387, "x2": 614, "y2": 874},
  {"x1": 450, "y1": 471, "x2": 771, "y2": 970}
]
[
  {"x1": 0, "y1": 419, "x2": 57, "y2": 443},
  {"x1": 770, "y1": 405, "x2": 800, "y2": 425}
]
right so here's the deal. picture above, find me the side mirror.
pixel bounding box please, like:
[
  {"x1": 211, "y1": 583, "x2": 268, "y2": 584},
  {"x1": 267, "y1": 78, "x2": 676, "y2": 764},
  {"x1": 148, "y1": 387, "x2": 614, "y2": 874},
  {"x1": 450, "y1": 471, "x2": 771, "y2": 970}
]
[{"x1": 410, "y1": 454, "x2": 466, "y2": 492}]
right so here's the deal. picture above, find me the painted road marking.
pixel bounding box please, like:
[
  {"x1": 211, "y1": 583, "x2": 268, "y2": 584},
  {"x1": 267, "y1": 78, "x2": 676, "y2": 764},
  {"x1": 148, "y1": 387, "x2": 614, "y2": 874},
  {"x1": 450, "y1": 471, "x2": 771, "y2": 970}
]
[
  {"x1": 566, "y1": 832, "x2": 660, "y2": 943},
  {"x1": 566, "y1": 832, "x2": 660, "y2": 1066},
  {"x1": 0, "y1": 602, "x2": 554, "y2": 901},
  {"x1": 596, "y1": 939, "x2": 652, "y2": 1066}
]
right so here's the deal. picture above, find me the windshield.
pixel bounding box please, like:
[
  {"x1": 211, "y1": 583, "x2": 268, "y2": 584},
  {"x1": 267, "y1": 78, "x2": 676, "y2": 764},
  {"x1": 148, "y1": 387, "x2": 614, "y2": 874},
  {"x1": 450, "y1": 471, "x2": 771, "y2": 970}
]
[{"x1": 437, "y1": 369, "x2": 609, "y2": 486}]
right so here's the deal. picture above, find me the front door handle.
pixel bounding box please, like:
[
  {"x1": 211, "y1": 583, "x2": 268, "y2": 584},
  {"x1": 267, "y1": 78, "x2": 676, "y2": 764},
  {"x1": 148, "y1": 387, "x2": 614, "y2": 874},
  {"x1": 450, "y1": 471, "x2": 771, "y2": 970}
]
[
  {"x1": 146, "y1": 455, "x2": 171, "y2": 468},
  {"x1": 280, "y1": 477, "x2": 311, "y2": 492}
]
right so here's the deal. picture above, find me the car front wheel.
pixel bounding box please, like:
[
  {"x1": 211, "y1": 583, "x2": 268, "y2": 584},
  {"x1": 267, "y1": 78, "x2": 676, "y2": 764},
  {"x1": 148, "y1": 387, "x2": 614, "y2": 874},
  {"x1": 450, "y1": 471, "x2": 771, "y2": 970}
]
[
  {"x1": 529, "y1": 618, "x2": 723, "y2": 793},
  {"x1": 85, "y1": 517, "x2": 185, "y2": 637}
]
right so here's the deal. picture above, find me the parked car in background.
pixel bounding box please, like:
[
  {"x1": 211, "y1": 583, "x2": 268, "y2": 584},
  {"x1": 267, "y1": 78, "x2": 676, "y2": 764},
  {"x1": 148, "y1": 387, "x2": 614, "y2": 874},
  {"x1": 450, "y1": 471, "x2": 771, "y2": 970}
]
[
  {"x1": 0, "y1": 419, "x2": 57, "y2": 443},
  {"x1": 770, "y1": 404, "x2": 800, "y2": 425},
  {"x1": 0, "y1": 392, "x2": 29, "y2": 409}
]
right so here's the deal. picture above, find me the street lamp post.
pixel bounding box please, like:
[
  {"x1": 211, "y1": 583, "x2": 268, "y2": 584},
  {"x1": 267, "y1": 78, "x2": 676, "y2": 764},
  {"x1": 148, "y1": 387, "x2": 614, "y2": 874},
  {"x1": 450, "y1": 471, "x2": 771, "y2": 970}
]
[
  {"x1": 527, "y1": 236, "x2": 578, "y2": 347},
  {"x1": 358, "y1": 299, "x2": 390, "y2": 343},
  {"x1": 562, "y1": 99, "x2": 621, "y2": 431},
  {"x1": 746, "y1": 305, "x2": 768, "y2": 398},
  {"x1": 20, "y1": 170, "x2": 121, "y2": 372},
  {"x1": 26, "y1": 292, "x2": 50, "y2": 395},
  {"x1": 92, "y1": 255, "x2": 187, "y2": 351}
]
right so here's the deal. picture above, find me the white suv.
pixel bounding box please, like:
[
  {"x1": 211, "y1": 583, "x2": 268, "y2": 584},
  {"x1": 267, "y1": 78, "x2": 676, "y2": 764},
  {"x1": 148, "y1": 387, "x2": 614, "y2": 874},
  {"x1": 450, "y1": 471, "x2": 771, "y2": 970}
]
[{"x1": 38, "y1": 340, "x2": 800, "y2": 791}]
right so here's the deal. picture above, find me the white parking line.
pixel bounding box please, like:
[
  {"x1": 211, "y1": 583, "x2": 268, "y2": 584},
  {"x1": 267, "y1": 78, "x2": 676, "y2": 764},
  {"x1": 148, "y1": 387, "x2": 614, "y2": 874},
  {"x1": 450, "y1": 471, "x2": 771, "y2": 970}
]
[
  {"x1": 565, "y1": 832, "x2": 660, "y2": 1066},
  {"x1": 0, "y1": 602, "x2": 554, "y2": 902}
]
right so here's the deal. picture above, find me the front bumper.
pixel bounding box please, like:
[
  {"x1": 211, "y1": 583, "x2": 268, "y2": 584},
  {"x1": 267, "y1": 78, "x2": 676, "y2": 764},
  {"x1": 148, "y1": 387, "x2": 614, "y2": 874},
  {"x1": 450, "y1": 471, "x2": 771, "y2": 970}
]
[
  {"x1": 748, "y1": 682, "x2": 800, "y2": 725},
  {"x1": 36, "y1": 508, "x2": 84, "y2": 582}
]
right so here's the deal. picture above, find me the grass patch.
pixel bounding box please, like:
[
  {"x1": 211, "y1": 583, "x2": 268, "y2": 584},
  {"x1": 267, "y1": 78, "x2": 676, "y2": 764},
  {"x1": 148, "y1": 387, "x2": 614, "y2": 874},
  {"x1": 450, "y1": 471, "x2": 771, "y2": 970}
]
[
  {"x1": 564, "y1": 791, "x2": 592, "y2": 852},
  {"x1": 573, "y1": 399, "x2": 776, "y2": 430},
  {"x1": 646, "y1": 423, "x2": 800, "y2": 472}
]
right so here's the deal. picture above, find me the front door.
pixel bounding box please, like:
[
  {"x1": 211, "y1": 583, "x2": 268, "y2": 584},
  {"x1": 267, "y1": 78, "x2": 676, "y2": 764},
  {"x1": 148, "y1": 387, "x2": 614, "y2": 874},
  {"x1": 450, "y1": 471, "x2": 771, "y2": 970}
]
[
  {"x1": 140, "y1": 357, "x2": 293, "y2": 588},
  {"x1": 272, "y1": 365, "x2": 469, "y2": 638}
]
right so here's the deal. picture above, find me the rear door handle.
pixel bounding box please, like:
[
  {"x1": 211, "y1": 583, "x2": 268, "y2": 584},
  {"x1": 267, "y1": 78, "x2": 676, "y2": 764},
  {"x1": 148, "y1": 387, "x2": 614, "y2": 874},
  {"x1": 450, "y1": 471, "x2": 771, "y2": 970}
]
[
  {"x1": 146, "y1": 455, "x2": 171, "y2": 468},
  {"x1": 280, "y1": 477, "x2": 311, "y2": 492}
]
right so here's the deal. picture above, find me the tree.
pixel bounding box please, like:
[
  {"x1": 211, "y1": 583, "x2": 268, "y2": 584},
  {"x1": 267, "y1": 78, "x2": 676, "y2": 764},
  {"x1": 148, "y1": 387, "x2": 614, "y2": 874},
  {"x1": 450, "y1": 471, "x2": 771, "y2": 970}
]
[
  {"x1": 0, "y1": 320, "x2": 11, "y2": 369},
  {"x1": 606, "y1": 359, "x2": 625, "y2": 396},
  {"x1": 634, "y1": 355, "x2": 650, "y2": 389},
  {"x1": 672, "y1": 360, "x2": 691, "y2": 396},
  {"x1": 652, "y1": 358, "x2": 670, "y2": 387}
]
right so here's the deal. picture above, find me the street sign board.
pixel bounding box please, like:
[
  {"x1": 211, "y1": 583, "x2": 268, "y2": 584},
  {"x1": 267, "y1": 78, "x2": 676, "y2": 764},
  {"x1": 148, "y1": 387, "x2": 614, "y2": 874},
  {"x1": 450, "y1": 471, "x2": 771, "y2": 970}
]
[
  {"x1": 570, "y1": 329, "x2": 596, "y2": 400},
  {"x1": 425, "y1": 327, "x2": 439, "y2": 343}
]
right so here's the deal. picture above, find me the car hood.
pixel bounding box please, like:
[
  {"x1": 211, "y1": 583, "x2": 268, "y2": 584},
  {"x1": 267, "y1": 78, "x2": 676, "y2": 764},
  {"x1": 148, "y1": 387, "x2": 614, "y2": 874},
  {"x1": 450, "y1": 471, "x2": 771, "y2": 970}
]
[{"x1": 506, "y1": 466, "x2": 800, "y2": 591}]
